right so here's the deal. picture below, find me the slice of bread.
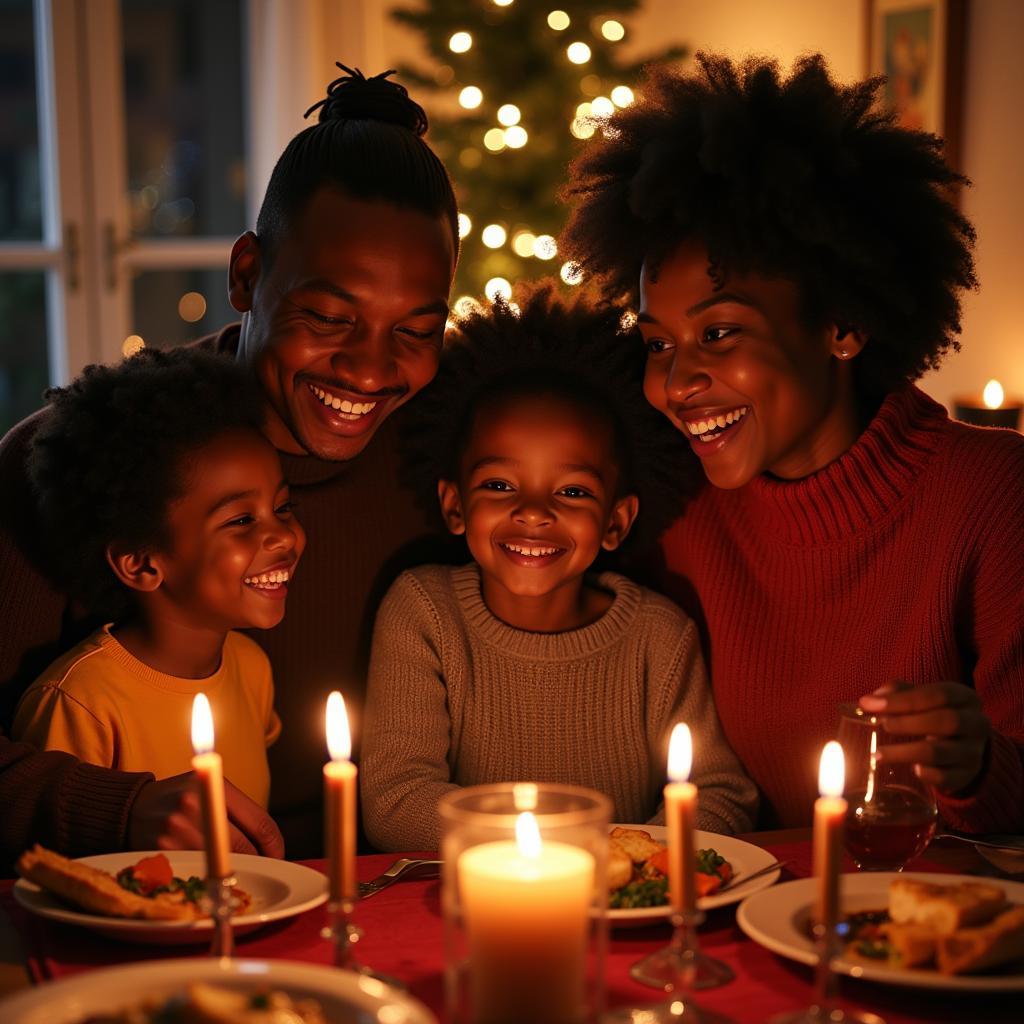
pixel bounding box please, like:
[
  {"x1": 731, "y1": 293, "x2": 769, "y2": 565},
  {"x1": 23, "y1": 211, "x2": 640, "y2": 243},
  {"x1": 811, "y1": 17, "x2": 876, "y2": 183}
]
[
  {"x1": 17, "y1": 845, "x2": 200, "y2": 921},
  {"x1": 610, "y1": 827, "x2": 664, "y2": 864},
  {"x1": 936, "y1": 905, "x2": 1024, "y2": 975},
  {"x1": 607, "y1": 845, "x2": 633, "y2": 891},
  {"x1": 889, "y1": 878, "x2": 1007, "y2": 934}
]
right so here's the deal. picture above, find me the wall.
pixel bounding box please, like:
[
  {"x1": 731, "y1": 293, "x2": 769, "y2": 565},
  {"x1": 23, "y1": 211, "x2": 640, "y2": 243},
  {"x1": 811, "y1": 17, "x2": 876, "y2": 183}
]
[{"x1": 314, "y1": 0, "x2": 1024, "y2": 411}]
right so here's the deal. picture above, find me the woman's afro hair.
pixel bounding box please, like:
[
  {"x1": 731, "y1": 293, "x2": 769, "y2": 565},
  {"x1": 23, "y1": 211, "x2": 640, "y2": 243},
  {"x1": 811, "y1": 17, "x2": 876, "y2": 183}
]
[
  {"x1": 401, "y1": 280, "x2": 699, "y2": 556},
  {"x1": 29, "y1": 346, "x2": 266, "y2": 620},
  {"x1": 560, "y1": 52, "x2": 977, "y2": 396}
]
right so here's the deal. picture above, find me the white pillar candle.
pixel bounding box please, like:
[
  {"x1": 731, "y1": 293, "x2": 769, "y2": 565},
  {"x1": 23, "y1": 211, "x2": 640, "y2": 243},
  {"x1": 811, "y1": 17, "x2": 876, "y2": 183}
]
[
  {"x1": 458, "y1": 811, "x2": 594, "y2": 1024},
  {"x1": 324, "y1": 691, "x2": 357, "y2": 903},
  {"x1": 191, "y1": 693, "x2": 231, "y2": 881}
]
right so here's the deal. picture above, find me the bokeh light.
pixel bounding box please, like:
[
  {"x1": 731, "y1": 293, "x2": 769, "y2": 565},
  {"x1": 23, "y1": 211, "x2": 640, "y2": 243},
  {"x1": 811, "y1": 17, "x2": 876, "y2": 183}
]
[
  {"x1": 567, "y1": 42, "x2": 591, "y2": 64},
  {"x1": 453, "y1": 295, "x2": 478, "y2": 318},
  {"x1": 504, "y1": 125, "x2": 528, "y2": 148},
  {"x1": 485, "y1": 277, "x2": 513, "y2": 301},
  {"x1": 458, "y1": 213, "x2": 473, "y2": 239},
  {"x1": 601, "y1": 19, "x2": 625, "y2": 41},
  {"x1": 611, "y1": 85, "x2": 635, "y2": 107},
  {"x1": 449, "y1": 31, "x2": 472, "y2": 53},
  {"x1": 533, "y1": 234, "x2": 557, "y2": 260},
  {"x1": 570, "y1": 117, "x2": 596, "y2": 139},
  {"x1": 122, "y1": 335, "x2": 145, "y2": 358},
  {"x1": 547, "y1": 10, "x2": 570, "y2": 30},
  {"x1": 591, "y1": 96, "x2": 614, "y2": 117},
  {"x1": 512, "y1": 230, "x2": 537, "y2": 257},
  {"x1": 177, "y1": 292, "x2": 207, "y2": 323},
  {"x1": 459, "y1": 86, "x2": 483, "y2": 109},
  {"x1": 497, "y1": 104, "x2": 521, "y2": 126},
  {"x1": 482, "y1": 223, "x2": 507, "y2": 248},
  {"x1": 560, "y1": 261, "x2": 584, "y2": 285},
  {"x1": 483, "y1": 128, "x2": 507, "y2": 151}
]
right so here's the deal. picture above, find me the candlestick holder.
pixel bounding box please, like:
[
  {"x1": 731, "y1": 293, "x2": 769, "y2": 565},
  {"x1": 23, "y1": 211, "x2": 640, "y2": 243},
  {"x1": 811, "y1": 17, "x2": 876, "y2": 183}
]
[
  {"x1": 321, "y1": 897, "x2": 364, "y2": 971},
  {"x1": 205, "y1": 874, "x2": 237, "y2": 959},
  {"x1": 630, "y1": 907, "x2": 734, "y2": 990},
  {"x1": 439, "y1": 782, "x2": 610, "y2": 1024},
  {"x1": 767, "y1": 922, "x2": 884, "y2": 1024}
]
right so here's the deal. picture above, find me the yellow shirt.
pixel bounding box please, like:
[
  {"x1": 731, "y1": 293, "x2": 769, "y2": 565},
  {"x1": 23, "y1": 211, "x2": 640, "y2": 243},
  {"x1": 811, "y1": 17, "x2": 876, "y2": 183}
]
[{"x1": 13, "y1": 626, "x2": 281, "y2": 807}]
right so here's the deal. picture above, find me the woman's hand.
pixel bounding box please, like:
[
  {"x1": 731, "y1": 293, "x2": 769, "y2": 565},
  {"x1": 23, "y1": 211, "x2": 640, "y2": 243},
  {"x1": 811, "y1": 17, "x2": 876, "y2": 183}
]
[{"x1": 858, "y1": 681, "x2": 992, "y2": 794}]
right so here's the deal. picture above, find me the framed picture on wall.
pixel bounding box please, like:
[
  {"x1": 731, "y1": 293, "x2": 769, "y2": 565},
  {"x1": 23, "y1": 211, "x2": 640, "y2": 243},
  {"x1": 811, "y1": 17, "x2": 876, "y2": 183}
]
[{"x1": 867, "y1": 0, "x2": 967, "y2": 169}]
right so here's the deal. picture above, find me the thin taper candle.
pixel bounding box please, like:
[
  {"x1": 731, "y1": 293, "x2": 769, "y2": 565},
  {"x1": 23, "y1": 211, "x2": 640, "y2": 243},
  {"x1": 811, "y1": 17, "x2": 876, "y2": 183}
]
[
  {"x1": 190, "y1": 692, "x2": 231, "y2": 880},
  {"x1": 664, "y1": 723, "x2": 697, "y2": 914},
  {"x1": 324, "y1": 691, "x2": 357, "y2": 902},
  {"x1": 813, "y1": 740, "x2": 847, "y2": 930}
]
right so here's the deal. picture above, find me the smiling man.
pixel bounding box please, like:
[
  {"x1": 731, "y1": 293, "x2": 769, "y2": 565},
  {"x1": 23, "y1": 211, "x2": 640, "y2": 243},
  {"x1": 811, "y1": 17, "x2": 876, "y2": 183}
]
[{"x1": 0, "y1": 68, "x2": 459, "y2": 864}]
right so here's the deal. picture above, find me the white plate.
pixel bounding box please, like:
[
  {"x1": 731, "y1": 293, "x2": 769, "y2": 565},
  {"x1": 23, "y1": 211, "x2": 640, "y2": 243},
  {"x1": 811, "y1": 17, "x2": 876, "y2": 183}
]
[
  {"x1": 607, "y1": 825, "x2": 782, "y2": 926},
  {"x1": 13, "y1": 851, "x2": 327, "y2": 944},
  {"x1": 737, "y1": 871, "x2": 1024, "y2": 992},
  {"x1": 0, "y1": 957, "x2": 437, "y2": 1023}
]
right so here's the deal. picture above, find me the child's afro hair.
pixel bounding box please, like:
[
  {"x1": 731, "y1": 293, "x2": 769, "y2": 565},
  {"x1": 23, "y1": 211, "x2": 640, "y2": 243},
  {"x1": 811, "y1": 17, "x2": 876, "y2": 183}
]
[
  {"x1": 401, "y1": 279, "x2": 698, "y2": 555},
  {"x1": 29, "y1": 346, "x2": 266, "y2": 620},
  {"x1": 560, "y1": 53, "x2": 977, "y2": 397}
]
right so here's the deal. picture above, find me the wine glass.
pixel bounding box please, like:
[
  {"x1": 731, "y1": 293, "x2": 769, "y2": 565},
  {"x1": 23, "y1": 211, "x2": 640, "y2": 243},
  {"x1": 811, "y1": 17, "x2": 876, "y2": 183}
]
[{"x1": 838, "y1": 703, "x2": 937, "y2": 871}]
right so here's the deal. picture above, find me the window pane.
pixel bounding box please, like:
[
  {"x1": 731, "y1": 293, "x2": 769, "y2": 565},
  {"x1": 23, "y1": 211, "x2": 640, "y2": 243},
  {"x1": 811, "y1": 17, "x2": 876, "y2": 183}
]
[
  {"x1": 129, "y1": 268, "x2": 235, "y2": 349},
  {"x1": 122, "y1": 0, "x2": 246, "y2": 239},
  {"x1": 0, "y1": 272, "x2": 49, "y2": 432},
  {"x1": 0, "y1": 0, "x2": 42, "y2": 241}
]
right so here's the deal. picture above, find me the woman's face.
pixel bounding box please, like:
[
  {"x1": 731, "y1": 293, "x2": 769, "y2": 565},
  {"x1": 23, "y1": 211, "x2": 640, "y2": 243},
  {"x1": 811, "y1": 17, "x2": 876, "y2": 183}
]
[{"x1": 638, "y1": 240, "x2": 862, "y2": 489}]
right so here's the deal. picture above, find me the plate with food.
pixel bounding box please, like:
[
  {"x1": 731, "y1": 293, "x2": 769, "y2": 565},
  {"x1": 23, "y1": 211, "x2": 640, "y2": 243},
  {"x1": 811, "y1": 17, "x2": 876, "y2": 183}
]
[
  {"x1": 13, "y1": 845, "x2": 327, "y2": 944},
  {"x1": 606, "y1": 825, "x2": 782, "y2": 926},
  {"x1": 0, "y1": 957, "x2": 437, "y2": 1024},
  {"x1": 737, "y1": 872, "x2": 1024, "y2": 991}
]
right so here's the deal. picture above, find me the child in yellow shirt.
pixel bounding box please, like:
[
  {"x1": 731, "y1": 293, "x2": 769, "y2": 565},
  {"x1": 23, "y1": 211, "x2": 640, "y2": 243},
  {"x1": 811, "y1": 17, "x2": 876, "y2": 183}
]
[{"x1": 13, "y1": 348, "x2": 305, "y2": 807}]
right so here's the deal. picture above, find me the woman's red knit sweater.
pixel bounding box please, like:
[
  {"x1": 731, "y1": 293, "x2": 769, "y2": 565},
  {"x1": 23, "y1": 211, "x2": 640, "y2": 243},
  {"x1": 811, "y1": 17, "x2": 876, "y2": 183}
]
[{"x1": 660, "y1": 385, "x2": 1024, "y2": 832}]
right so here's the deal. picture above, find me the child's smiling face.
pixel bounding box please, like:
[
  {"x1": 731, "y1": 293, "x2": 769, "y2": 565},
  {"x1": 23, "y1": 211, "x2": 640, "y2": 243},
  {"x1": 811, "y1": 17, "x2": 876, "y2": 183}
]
[
  {"x1": 147, "y1": 427, "x2": 306, "y2": 632},
  {"x1": 438, "y1": 393, "x2": 637, "y2": 629}
]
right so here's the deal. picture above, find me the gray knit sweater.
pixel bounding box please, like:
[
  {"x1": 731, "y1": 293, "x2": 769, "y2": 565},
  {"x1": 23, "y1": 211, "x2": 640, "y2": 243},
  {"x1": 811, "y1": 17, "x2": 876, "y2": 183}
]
[{"x1": 360, "y1": 564, "x2": 758, "y2": 852}]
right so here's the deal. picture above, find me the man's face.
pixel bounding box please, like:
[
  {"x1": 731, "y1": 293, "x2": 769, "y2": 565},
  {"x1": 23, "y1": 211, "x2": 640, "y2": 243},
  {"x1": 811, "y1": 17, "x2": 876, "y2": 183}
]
[{"x1": 233, "y1": 189, "x2": 455, "y2": 461}]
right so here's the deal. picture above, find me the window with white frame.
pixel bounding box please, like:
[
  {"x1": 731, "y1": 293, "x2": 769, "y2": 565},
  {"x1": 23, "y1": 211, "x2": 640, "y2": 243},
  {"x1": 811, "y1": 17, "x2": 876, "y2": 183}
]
[{"x1": 0, "y1": 0, "x2": 248, "y2": 434}]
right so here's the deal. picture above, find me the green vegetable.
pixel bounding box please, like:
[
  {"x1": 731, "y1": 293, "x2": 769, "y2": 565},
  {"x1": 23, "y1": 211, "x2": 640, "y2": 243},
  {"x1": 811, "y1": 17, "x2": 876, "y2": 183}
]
[
  {"x1": 609, "y1": 877, "x2": 669, "y2": 909},
  {"x1": 695, "y1": 848, "x2": 727, "y2": 877},
  {"x1": 855, "y1": 939, "x2": 891, "y2": 960}
]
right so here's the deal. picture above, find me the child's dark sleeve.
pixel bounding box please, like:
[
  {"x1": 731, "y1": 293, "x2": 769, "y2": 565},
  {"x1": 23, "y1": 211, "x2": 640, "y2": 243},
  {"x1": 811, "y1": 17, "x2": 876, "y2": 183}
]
[{"x1": 0, "y1": 726, "x2": 152, "y2": 875}]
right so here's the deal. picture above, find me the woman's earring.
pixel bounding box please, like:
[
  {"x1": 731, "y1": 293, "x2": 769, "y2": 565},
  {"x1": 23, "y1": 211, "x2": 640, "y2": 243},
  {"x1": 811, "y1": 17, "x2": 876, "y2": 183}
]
[{"x1": 839, "y1": 349, "x2": 849, "y2": 359}]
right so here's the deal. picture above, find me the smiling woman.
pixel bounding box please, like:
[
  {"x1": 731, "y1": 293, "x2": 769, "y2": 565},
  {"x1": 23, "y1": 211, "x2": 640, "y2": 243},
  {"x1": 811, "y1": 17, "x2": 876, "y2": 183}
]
[{"x1": 561, "y1": 53, "x2": 1024, "y2": 835}]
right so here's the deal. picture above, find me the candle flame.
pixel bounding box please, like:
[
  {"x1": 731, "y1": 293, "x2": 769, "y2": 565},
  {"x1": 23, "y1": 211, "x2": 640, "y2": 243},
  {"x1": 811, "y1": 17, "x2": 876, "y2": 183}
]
[
  {"x1": 667, "y1": 722, "x2": 692, "y2": 783},
  {"x1": 191, "y1": 692, "x2": 214, "y2": 755},
  {"x1": 818, "y1": 740, "x2": 845, "y2": 799},
  {"x1": 983, "y1": 379, "x2": 1004, "y2": 409},
  {"x1": 515, "y1": 811, "x2": 542, "y2": 859},
  {"x1": 326, "y1": 690, "x2": 351, "y2": 762}
]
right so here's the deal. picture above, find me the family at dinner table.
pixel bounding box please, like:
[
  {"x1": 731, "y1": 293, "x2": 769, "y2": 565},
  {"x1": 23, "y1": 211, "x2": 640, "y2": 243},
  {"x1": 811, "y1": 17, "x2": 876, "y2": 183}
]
[{"x1": 0, "y1": 53, "x2": 1021, "y2": 879}]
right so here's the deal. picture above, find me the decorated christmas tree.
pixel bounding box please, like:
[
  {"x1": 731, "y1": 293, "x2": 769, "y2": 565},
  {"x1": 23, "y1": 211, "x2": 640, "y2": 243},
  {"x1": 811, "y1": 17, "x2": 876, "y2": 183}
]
[{"x1": 390, "y1": 0, "x2": 686, "y2": 304}]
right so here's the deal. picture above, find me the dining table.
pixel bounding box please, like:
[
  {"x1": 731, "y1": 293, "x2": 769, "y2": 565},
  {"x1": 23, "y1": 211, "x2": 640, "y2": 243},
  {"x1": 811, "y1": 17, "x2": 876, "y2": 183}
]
[{"x1": 0, "y1": 828, "x2": 1020, "y2": 1023}]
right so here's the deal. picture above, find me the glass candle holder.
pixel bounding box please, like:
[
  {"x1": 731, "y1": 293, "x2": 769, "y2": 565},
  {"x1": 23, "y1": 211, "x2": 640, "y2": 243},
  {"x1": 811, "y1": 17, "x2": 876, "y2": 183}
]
[{"x1": 440, "y1": 782, "x2": 610, "y2": 1024}]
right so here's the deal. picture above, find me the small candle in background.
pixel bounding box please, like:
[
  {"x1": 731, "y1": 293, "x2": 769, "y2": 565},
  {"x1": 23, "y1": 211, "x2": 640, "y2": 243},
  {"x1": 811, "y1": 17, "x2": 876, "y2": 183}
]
[
  {"x1": 324, "y1": 691, "x2": 357, "y2": 903},
  {"x1": 665, "y1": 722, "x2": 698, "y2": 915},
  {"x1": 458, "y1": 810, "x2": 594, "y2": 1024},
  {"x1": 814, "y1": 740, "x2": 847, "y2": 932},
  {"x1": 954, "y1": 379, "x2": 1023, "y2": 429},
  {"x1": 191, "y1": 692, "x2": 231, "y2": 880}
]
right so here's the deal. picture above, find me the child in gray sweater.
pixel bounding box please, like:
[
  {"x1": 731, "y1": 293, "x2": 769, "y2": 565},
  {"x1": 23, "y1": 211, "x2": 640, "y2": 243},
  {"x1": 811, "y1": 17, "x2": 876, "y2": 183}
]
[{"x1": 361, "y1": 283, "x2": 757, "y2": 851}]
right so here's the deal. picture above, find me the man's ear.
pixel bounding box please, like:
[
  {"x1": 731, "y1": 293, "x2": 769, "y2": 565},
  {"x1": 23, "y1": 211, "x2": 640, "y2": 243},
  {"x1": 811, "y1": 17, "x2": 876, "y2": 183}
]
[
  {"x1": 602, "y1": 494, "x2": 640, "y2": 551},
  {"x1": 830, "y1": 323, "x2": 867, "y2": 362},
  {"x1": 105, "y1": 544, "x2": 163, "y2": 593},
  {"x1": 228, "y1": 231, "x2": 262, "y2": 314},
  {"x1": 437, "y1": 479, "x2": 466, "y2": 536}
]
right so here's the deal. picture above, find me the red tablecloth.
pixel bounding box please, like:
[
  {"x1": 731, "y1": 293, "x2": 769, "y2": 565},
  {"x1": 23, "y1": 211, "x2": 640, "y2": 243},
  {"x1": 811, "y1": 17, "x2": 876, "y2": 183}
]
[{"x1": 2, "y1": 842, "x2": 1019, "y2": 1023}]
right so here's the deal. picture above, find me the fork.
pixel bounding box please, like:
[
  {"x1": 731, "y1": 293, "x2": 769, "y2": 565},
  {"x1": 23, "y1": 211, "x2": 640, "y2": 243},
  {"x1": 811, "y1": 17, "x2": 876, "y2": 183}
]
[
  {"x1": 358, "y1": 857, "x2": 443, "y2": 899},
  {"x1": 717, "y1": 859, "x2": 789, "y2": 893}
]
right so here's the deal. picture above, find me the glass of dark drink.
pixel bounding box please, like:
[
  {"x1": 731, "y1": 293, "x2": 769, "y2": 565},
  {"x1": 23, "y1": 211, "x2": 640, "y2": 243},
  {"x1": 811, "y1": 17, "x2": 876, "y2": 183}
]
[{"x1": 838, "y1": 704, "x2": 938, "y2": 871}]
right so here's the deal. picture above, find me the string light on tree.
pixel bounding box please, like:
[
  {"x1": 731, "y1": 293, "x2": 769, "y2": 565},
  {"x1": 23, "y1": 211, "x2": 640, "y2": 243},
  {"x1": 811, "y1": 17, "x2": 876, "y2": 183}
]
[
  {"x1": 512, "y1": 230, "x2": 537, "y2": 257},
  {"x1": 458, "y1": 213, "x2": 473, "y2": 239},
  {"x1": 389, "y1": 1, "x2": 686, "y2": 298},
  {"x1": 533, "y1": 234, "x2": 557, "y2": 260},
  {"x1": 560, "y1": 261, "x2": 583, "y2": 286},
  {"x1": 485, "y1": 277, "x2": 513, "y2": 302},
  {"x1": 567, "y1": 42, "x2": 591, "y2": 64},
  {"x1": 611, "y1": 84, "x2": 635, "y2": 107},
  {"x1": 497, "y1": 104, "x2": 521, "y2": 126},
  {"x1": 482, "y1": 223, "x2": 508, "y2": 248},
  {"x1": 601, "y1": 19, "x2": 625, "y2": 41},
  {"x1": 504, "y1": 125, "x2": 528, "y2": 148}
]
